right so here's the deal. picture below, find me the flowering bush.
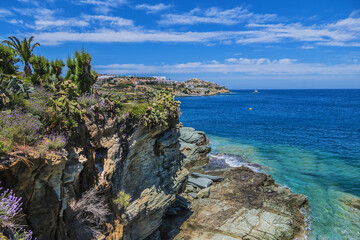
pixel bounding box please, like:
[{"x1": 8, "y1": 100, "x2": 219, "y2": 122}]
[
  {"x1": 25, "y1": 98, "x2": 47, "y2": 118},
  {"x1": 77, "y1": 94, "x2": 106, "y2": 113},
  {"x1": 0, "y1": 188, "x2": 22, "y2": 223},
  {"x1": 0, "y1": 108, "x2": 42, "y2": 151},
  {"x1": 36, "y1": 133, "x2": 66, "y2": 156},
  {"x1": 0, "y1": 184, "x2": 36, "y2": 239},
  {"x1": 77, "y1": 94, "x2": 97, "y2": 107}
]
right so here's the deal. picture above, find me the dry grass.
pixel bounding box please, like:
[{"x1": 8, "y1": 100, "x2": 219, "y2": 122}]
[{"x1": 64, "y1": 188, "x2": 111, "y2": 240}]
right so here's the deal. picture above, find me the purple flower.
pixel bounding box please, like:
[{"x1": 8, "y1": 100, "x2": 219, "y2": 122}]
[
  {"x1": 0, "y1": 183, "x2": 36, "y2": 239},
  {"x1": 0, "y1": 108, "x2": 42, "y2": 144}
]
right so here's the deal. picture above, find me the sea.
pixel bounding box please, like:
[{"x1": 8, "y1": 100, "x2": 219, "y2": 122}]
[{"x1": 177, "y1": 89, "x2": 360, "y2": 240}]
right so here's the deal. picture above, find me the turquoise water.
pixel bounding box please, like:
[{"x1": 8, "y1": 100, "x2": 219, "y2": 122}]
[{"x1": 177, "y1": 90, "x2": 360, "y2": 239}]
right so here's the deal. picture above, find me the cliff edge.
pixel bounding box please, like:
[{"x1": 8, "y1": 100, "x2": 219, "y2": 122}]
[{"x1": 0, "y1": 114, "x2": 308, "y2": 240}]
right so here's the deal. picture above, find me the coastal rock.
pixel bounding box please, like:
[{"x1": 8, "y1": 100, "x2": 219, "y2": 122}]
[
  {"x1": 0, "y1": 108, "x2": 187, "y2": 240},
  {"x1": 0, "y1": 151, "x2": 68, "y2": 240},
  {"x1": 197, "y1": 187, "x2": 210, "y2": 199},
  {"x1": 191, "y1": 172, "x2": 224, "y2": 182},
  {"x1": 170, "y1": 167, "x2": 309, "y2": 240},
  {"x1": 188, "y1": 176, "x2": 213, "y2": 189},
  {"x1": 179, "y1": 127, "x2": 211, "y2": 170},
  {"x1": 116, "y1": 126, "x2": 187, "y2": 240}
]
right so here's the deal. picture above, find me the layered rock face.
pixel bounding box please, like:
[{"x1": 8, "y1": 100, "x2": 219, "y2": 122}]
[
  {"x1": 0, "y1": 110, "x2": 187, "y2": 240},
  {"x1": 0, "y1": 112, "x2": 309, "y2": 240},
  {"x1": 178, "y1": 127, "x2": 210, "y2": 170},
  {"x1": 0, "y1": 151, "x2": 68, "y2": 240}
]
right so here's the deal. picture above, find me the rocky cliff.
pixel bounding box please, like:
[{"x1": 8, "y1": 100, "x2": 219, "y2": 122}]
[
  {"x1": 0, "y1": 108, "x2": 188, "y2": 240},
  {"x1": 0, "y1": 110, "x2": 308, "y2": 240}
]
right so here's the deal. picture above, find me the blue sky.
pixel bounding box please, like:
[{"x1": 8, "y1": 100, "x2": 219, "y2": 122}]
[{"x1": 1, "y1": 0, "x2": 360, "y2": 89}]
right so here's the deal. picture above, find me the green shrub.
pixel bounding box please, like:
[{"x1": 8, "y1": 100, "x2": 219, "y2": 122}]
[
  {"x1": 0, "y1": 108, "x2": 42, "y2": 151},
  {"x1": 77, "y1": 94, "x2": 98, "y2": 107},
  {"x1": 23, "y1": 98, "x2": 48, "y2": 121},
  {"x1": 0, "y1": 44, "x2": 18, "y2": 74},
  {"x1": 118, "y1": 103, "x2": 148, "y2": 117},
  {"x1": 50, "y1": 59, "x2": 65, "y2": 78},
  {"x1": 113, "y1": 191, "x2": 131, "y2": 210},
  {"x1": 1, "y1": 75, "x2": 34, "y2": 110},
  {"x1": 0, "y1": 139, "x2": 12, "y2": 154},
  {"x1": 47, "y1": 80, "x2": 84, "y2": 129},
  {"x1": 65, "y1": 49, "x2": 97, "y2": 94},
  {"x1": 142, "y1": 90, "x2": 180, "y2": 129},
  {"x1": 8, "y1": 93, "x2": 26, "y2": 109},
  {"x1": 36, "y1": 133, "x2": 66, "y2": 156},
  {"x1": 29, "y1": 55, "x2": 50, "y2": 83}
]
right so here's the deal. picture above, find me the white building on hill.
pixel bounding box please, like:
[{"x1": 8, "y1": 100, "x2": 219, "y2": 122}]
[{"x1": 153, "y1": 76, "x2": 166, "y2": 81}]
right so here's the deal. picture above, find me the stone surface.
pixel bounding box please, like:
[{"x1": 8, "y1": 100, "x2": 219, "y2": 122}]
[
  {"x1": 179, "y1": 127, "x2": 211, "y2": 170},
  {"x1": 172, "y1": 167, "x2": 309, "y2": 240},
  {"x1": 197, "y1": 187, "x2": 210, "y2": 199},
  {"x1": 188, "y1": 176, "x2": 213, "y2": 189},
  {"x1": 191, "y1": 172, "x2": 224, "y2": 182},
  {"x1": 188, "y1": 192, "x2": 198, "y2": 199},
  {"x1": 0, "y1": 151, "x2": 68, "y2": 240},
  {"x1": 0, "y1": 108, "x2": 187, "y2": 240},
  {"x1": 0, "y1": 114, "x2": 309, "y2": 240}
]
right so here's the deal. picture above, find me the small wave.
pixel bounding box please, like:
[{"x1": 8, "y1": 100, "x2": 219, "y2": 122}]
[
  {"x1": 300, "y1": 207, "x2": 312, "y2": 240},
  {"x1": 207, "y1": 153, "x2": 263, "y2": 172}
]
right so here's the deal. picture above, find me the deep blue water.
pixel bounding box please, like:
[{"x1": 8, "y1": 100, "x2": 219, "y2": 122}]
[{"x1": 177, "y1": 90, "x2": 360, "y2": 239}]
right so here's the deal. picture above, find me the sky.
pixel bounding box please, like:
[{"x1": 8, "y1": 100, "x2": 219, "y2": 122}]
[{"x1": 1, "y1": 0, "x2": 360, "y2": 89}]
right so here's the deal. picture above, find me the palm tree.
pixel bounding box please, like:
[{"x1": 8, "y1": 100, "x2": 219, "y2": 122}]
[{"x1": 2, "y1": 36, "x2": 40, "y2": 76}]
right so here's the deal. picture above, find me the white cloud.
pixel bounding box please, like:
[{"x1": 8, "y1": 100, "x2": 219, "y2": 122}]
[
  {"x1": 0, "y1": 8, "x2": 13, "y2": 16},
  {"x1": 30, "y1": 14, "x2": 360, "y2": 46},
  {"x1": 159, "y1": 7, "x2": 276, "y2": 25},
  {"x1": 135, "y1": 3, "x2": 171, "y2": 13},
  {"x1": 17, "y1": 0, "x2": 40, "y2": 6},
  {"x1": 301, "y1": 44, "x2": 315, "y2": 49},
  {"x1": 83, "y1": 15, "x2": 134, "y2": 27},
  {"x1": 34, "y1": 29, "x2": 241, "y2": 45},
  {"x1": 94, "y1": 58, "x2": 360, "y2": 76},
  {"x1": 76, "y1": 0, "x2": 128, "y2": 14},
  {"x1": 8, "y1": 5, "x2": 360, "y2": 48},
  {"x1": 12, "y1": 7, "x2": 55, "y2": 18},
  {"x1": 7, "y1": 19, "x2": 24, "y2": 24},
  {"x1": 12, "y1": 7, "x2": 89, "y2": 30},
  {"x1": 235, "y1": 17, "x2": 360, "y2": 46},
  {"x1": 34, "y1": 19, "x2": 89, "y2": 30}
]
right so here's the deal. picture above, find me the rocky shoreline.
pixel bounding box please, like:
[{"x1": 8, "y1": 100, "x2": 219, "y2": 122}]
[
  {"x1": 175, "y1": 88, "x2": 231, "y2": 97},
  {"x1": 0, "y1": 115, "x2": 308, "y2": 239},
  {"x1": 161, "y1": 127, "x2": 309, "y2": 240}
]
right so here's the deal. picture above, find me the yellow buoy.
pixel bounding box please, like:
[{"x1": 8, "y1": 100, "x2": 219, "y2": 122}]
[{"x1": 249, "y1": 108, "x2": 252, "y2": 110}]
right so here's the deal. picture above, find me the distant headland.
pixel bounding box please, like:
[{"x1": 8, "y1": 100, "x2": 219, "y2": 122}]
[{"x1": 95, "y1": 74, "x2": 230, "y2": 97}]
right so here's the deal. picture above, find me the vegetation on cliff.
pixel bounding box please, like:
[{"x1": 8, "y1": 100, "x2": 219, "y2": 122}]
[
  {"x1": 0, "y1": 36, "x2": 180, "y2": 155},
  {"x1": 0, "y1": 35, "x2": 181, "y2": 239}
]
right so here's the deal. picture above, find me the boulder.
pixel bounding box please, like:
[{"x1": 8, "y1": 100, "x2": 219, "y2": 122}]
[
  {"x1": 191, "y1": 172, "x2": 224, "y2": 182},
  {"x1": 189, "y1": 192, "x2": 198, "y2": 199},
  {"x1": 179, "y1": 127, "x2": 211, "y2": 169},
  {"x1": 197, "y1": 187, "x2": 210, "y2": 199},
  {"x1": 179, "y1": 127, "x2": 208, "y2": 146},
  {"x1": 188, "y1": 176, "x2": 213, "y2": 189}
]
